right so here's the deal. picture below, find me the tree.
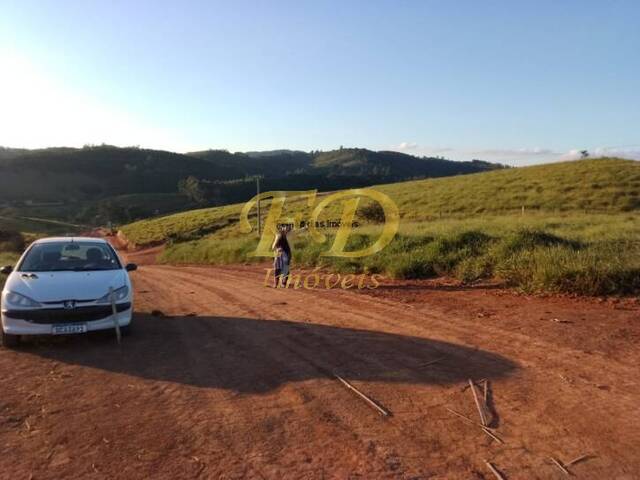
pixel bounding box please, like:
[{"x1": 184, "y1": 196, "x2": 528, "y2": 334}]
[
  {"x1": 178, "y1": 176, "x2": 207, "y2": 204},
  {"x1": 580, "y1": 150, "x2": 590, "y2": 159}
]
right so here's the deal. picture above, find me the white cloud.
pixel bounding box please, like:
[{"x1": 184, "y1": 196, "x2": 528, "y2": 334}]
[
  {"x1": 560, "y1": 147, "x2": 640, "y2": 161},
  {"x1": 388, "y1": 143, "x2": 640, "y2": 165},
  {"x1": 396, "y1": 142, "x2": 418, "y2": 150},
  {"x1": 474, "y1": 147, "x2": 557, "y2": 157},
  {"x1": 391, "y1": 143, "x2": 454, "y2": 156}
]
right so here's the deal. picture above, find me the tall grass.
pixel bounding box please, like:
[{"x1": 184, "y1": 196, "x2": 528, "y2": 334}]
[
  {"x1": 157, "y1": 213, "x2": 640, "y2": 296},
  {"x1": 0, "y1": 231, "x2": 30, "y2": 288}
]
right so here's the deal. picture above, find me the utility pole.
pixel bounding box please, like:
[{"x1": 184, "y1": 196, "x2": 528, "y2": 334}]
[{"x1": 256, "y1": 176, "x2": 261, "y2": 237}]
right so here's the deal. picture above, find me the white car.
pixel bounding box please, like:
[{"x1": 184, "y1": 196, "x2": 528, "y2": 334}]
[{"x1": 1, "y1": 237, "x2": 136, "y2": 347}]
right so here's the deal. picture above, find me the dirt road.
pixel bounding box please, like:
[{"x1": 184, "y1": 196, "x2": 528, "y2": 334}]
[{"x1": 1, "y1": 253, "x2": 640, "y2": 479}]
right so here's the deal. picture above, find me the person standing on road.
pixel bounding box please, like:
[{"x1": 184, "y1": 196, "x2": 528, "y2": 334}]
[{"x1": 272, "y1": 230, "x2": 291, "y2": 287}]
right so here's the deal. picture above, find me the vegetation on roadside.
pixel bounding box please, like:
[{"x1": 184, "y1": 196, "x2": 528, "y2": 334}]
[
  {"x1": 120, "y1": 158, "x2": 640, "y2": 296},
  {"x1": 0, "y1": 215, "x2": 79, "y2": 235},
  {"x1": 0, "y1": 251, "x2": 19, "y2": 289},
  {"x1": 0, "y1": 231, "x2": 25, "y2": 288},
  {"x1": 157, "y1": 214, "x2": 640, "y2": 296}
]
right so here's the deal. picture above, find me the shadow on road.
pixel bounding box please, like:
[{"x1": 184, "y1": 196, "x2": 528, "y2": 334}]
[{"x1": 21, "y1": 313, "x2": 517, "y2": 393}]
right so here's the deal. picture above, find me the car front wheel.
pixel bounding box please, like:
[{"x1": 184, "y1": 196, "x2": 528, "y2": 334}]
[{"x1": 1, "y1": 329, "x2": 20, "y2": 348}]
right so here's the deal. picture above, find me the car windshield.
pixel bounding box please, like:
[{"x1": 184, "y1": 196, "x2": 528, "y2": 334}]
[{"x1": 18, "y1": 242, "x2": 121, "y2": 272}]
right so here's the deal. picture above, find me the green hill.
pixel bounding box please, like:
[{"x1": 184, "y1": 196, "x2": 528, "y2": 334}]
[
  {"x1": 120, "y1": 158, "x2": 640, "y2": 295},
  {"x1": 312, "y1": 148, "x2": 499, "y2": 180},
  {"x1": 381, "y1": 157, "x2": 640, "y2": 219},
  {"x1": 0, "y1": 145, "x2": 502, "y2": 225},
  {"x1": 0, "y1": 145, "x2": 236, "y2": 202}
]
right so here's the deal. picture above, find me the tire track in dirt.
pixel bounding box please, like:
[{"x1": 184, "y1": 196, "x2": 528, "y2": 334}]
[
  {"x1": 155, "y1": 270, "x2": 443, "y2": 476},
  {"x1": 142, "y1": 267, "x2": 532, "y2": 471}
]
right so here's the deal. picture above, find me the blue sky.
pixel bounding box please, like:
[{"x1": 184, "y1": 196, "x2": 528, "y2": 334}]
[{"x1": 1, "y1": 0, "x2": 639, "y2": 164}]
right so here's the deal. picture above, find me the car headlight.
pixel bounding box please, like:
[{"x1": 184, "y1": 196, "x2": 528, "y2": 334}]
[
  {"x1": 96, "y1": 285, "x2": 129, "y2": 304},
  {"x1": 3, "y1": 291, "x2": 42, "y2": 308}
]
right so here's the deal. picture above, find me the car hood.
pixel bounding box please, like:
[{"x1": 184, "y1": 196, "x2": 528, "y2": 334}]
[{"x1": 4, "y1": 270, "x2": 128, "y2": 303}]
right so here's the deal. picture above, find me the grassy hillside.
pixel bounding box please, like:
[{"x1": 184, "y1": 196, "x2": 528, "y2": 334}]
[
  {"x1": 380, "y1": 157, "x2": 640, "y2": 219},
  {"x1": 119, "y1": 203, "x2": 242, "y2": 246},
  {"x1": 0, "y1": 215, "x2": 81, "y2": 235},
  {"x1": 122, "y1": 158, "x2": 639, "y2": 243},
  {"x1": 120, "y1": 158, "x2": 640, "y2": 295}
]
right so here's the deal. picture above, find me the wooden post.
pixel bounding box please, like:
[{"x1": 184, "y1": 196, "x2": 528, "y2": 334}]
[
  {"x1": 485, "y1": 461, "x2": 506, "y2": 480},
  {"x1": 469, "y1": 379, "x2": 488, "y2": 426},
  {"x1": 109, "y1": 287, "x2": 122, "y2": 344},
  {"x1": 334, "y1": 374, "x2": 391, "y2": 416},
  {"x1": 256, "y1": 176, "x2": 261, "y2": 237}
]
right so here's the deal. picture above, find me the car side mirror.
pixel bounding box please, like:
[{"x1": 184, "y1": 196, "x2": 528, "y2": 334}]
[
  {"x1": 125, "y1": 263, "x2": 138, "y2": 272},
  {"x1": 0, "y1": 265, "x2": 13, "y2": 275}
]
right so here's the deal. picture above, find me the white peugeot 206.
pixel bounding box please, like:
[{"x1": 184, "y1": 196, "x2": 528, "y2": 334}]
[{"x1": 1, "y1": 237, "x2": 136, "y2": 348}]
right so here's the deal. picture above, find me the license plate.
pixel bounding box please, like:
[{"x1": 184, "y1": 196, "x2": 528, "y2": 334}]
[{"x1": 52, "y1": 323, "x2": 88, "y2": 335}]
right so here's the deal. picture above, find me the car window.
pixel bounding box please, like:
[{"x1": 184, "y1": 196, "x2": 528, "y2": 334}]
[{"x1": 18, "y1": 242, "x2": 121, "y2": 272}]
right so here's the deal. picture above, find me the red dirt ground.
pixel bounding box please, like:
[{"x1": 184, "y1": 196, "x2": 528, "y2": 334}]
[{"x1": 1, "y1": 247, "x2": 639, "y2": 479}]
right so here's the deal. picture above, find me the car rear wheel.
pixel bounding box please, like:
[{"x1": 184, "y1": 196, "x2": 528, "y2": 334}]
[{"x1": 1, "y1": 330, "x2": 20, "y2": 348}]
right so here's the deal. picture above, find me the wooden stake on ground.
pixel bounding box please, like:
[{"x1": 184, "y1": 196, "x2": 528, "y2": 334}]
[
  {"x1": 566, "y1": 454, "x2": 592, "y2": 466},
  {"x1": 334, "y1": 374, "x2": 390, "y2": 417},
  {"x1": 485, "y1": 460, "x2": 506, "y2": 480},
  {"x1": 462, "y1": 378, "x2": 486, "y2": 391},
  {"x1": 481, "y1": 426, "x2": 504, "y2": 444},
  {"x1": 445, "y1": 407, "x2": 477, "y2": 425},
  {"x1": 445, "y1": 408, "x2": 504, "y2": 444},
  {"x1": 469, "y1": 379, "x2": 488, "y2": 426},
  {"x1": 549, "y1": 457, "x2": 571, "y2": 476},
  {"x1": 483, "y1": 379, "x2": 489, "y2": 403},
  {"x1": 109, "y1": 287, "x2": 122, "y2": 344}
]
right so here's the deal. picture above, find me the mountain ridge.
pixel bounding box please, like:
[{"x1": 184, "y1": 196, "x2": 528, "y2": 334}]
[{"x1": 0, "y1": 145, "x2": 504, "y2": 207}]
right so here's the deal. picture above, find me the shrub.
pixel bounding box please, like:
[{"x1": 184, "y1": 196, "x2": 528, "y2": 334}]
[
  {"x1": 0, "y1": 230, "x2": 25, "y2": 253},
  {"x1": 386, "y1": 254, "x2": 436, "y2": 279},
  {"x1": 455, "y1": 255, "x2": 494, "y2": 283},
  {"x1": 358, "y1": 202, "x2": 385, "y2": 224},
  {"x1": 496, "y1": 229, "x2": 580, "y2": 255},
  {"x1": 421, "y1": 231, "x2": 492, "y2": 275}
]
